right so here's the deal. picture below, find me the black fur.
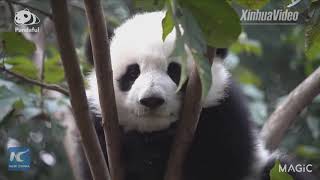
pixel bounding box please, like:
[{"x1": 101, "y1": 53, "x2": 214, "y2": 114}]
[
  {"x1": 117, "y1": 64, "x2": 140, "y2": 91},
  {"x1": 184, "y1": 82, "x2": 254, "y2": 180},
  {"x1": 216, "y1": 48, "x2": 228, "y2": 59},
  {"x1": 167, "y1": 62, "x2": 181, "y2": 85}
]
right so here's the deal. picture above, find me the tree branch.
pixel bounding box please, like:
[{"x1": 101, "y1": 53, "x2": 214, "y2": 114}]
[
  {"x1": 164, "y1": 48, "x2": 216, "y2": 180},
  {"x1": 261, "y1": 67, "x2": 320, "y2": 151},
  {"x1": 0, "y1": 67, "x2": 69, "y2": 96},
  {"x1": 50, "y1": 0, "x2": 110, "y2": 180},
  {"x1": 7, "y1": 0, "x2": 53, "y2": 19},
  {"x1": 83, "y1": 0, "x2": 124, "y2": 180},
  {"x1": 23, "y1": 17, "x2": 54, "y2": 110},
  {"x1": 4, "y1": 0, "x2": 15, "y2": 25}
]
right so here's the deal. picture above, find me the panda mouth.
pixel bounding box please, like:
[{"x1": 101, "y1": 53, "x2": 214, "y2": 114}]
[
  {"x1": 132, "y1": 108, "x2": 165, "y2": 117},
  {"x1": 136, "y1": 112, "x2": 167, "y2": 117},
  {"x1": 132, "y1": 109, "x2": 176, "y2": 119}
]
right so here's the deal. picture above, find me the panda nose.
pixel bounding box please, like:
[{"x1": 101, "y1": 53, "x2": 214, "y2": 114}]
[{"x1": 140, "y1": 97, "x2": 164, "y2": 109}]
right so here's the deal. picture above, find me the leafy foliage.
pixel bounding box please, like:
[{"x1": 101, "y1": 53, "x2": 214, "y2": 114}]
[
  {"x1": 160, "y1": 0, "x2": 241, "y2": 97},
  {"x1": 305, "y1": 4, "x2": 320, "y2": 59},
  {"x1": 44, "y1": 48, "x2": 64, "y2": 83},
  {"x1": 179, "y1": 0, "x2": 241, "y2": 48},
  {"x1": 230, "y1": 33, "x2": 262, "y2": 56},
  {"x1": 178, "y1": 9, "x2": 212, "y2": 97},
  {"x1": 295, "y1": 145, "x2": 320, "y2": 160},
  {"x1": 169, "y1": 37, "x2": 188, "y2": 92},
  {"x1": 0, "y1": 32, "x2": 36, "y2": 56},
  {"x1": 192, "y1": 53, "x2": 212, "y2": 98},
  {"x1": 162, "y1": 8, "x2": 174, "y2": 41},
  {"x1": 236, "y1": 67, "x2": 262, "y2": 86},
  {"x1": 4, "y1": 56, "x2": 38, "y2": 79},
  {"x1": 0, "y1": 78, "x2": 74, "y2": 180},
  {"x1": 284, "y1": 0, "x2": 320, "y2": 60},
  {"x1": 235, "y1": 0, "x2": 270, "y2": 9},
  {"x1": 0, "y1": 86, "x2": 21, "y2": 122}
]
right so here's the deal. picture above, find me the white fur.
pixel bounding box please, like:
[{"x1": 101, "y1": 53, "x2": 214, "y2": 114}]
[
  {"x1": 87, "y1": 11, "x2": 230, "y2": 132},
  {"x1": 245, "y1": 134, "x2": 271, "y2": 180}
]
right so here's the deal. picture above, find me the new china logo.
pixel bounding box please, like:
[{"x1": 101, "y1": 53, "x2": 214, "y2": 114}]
[
  {"x1": 8, "y1": 147, "x2": 31, "y2": 171},
  {"x1": 14, "y1": 8, "x2": 40, "y2": 32}
]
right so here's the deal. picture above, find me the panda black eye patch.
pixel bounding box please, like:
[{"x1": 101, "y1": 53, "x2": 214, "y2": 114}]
[
  {"x1": 167, "y1": 62, "x2": 181, "y2": 85},
  {"x1": 118, "y1": 63, "x2": 140, "y2": 91}
]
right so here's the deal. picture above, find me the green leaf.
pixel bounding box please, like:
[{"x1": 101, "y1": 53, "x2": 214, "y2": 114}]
[
  {"x1": 305, "y1": 9, "x2": 320, "y2": 60},
  {"x1": 13, "y1": 99, "x2": 25, "y2": 110},
  {"x1": 0, "y1": 86, "x2": 14, "y2": 123},
  {"x1": 179, "y1": 8, "x2": 207, "y2": 53},
  {"x1": 270, "y1": 160, "x2": 293, "y2": 180},
  {"x1": 230, "y1": 33, "x2": 262, "y2": 56},
  {"x1": 0, "y1": 86, "x2": 21, "y2": 122},
  {"x1": 235, "y1": 0, "x2": 270, "y2": 9},
  {"x1": 295, "y1": 145, "x2": 320, "y2": 160},
  {"x1": 21, "y1": 107, "x2": 42, "y2": 120},
  {"x1": 236, "y1": 67, "x2": 262, "y2": 86},
  {"x1": 44, "y1": 51, "x2": 65, "y2": 83},
  {"x1": 0, "y1": 32, "x2": 36, "y2": 56},
  {"x1": 180, "y1": 0, "x2": 241, "y2": 47},
  {"x1": 0, "y1": 98, "x2": 14, "y2": 122},
  {"x1": 305, "y1": 2, "x2": 320, "y2": 59},
  {"x1": 174, "y1": 9, "x2": 212, "y2": 97},
  {"x1": 162, "y1": 9, "x2": 175, "y2": 41},
  {"x1": 192, "y1": 53, "x2": 212, "y2": 98},
  {"x1": 170, "y1": 36, "x2": 188, "y2": 92},
  {"x1": 5, "y1": 56, "x2": 38, "y2": 79}
]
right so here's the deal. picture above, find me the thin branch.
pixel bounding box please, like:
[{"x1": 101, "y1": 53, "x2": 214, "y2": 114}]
[
  {"x1": 24, "y1": 18, "x2": 53, "y2": 110},
  {"x1": 4, "y1": 0, "x2": 15, "y2": 26},
  {"x1": 7, "y1": 0, "x2": 53, "y2": 19},
  {"x1": 50, "y1": 0, "x2": 110, "y2": 180},
  {"x1": 261, "y1": 67, "x2": 320, "y2": 151},
  {"x1": 83, "y1": 0, "x2": 124, "y2": 180},
  {"x1": 164, "y1": 48, "x2": 216, "y2": 180},
  {"x1": 0, "y1": 67, "x2": 69, "y2": 96}
]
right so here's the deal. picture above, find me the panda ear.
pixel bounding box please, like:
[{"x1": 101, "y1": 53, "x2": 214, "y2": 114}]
[
  {"x1": 216, "y1": 48, "x2": 228, "y2": 60},
  {"x1": 107, "y1": 26, "x2": 114, "y2": 40}
]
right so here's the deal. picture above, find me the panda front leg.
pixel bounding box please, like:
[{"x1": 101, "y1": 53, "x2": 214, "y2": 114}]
[{"x1": 183, "y1": 82, "x2": 256, "y2": 180}]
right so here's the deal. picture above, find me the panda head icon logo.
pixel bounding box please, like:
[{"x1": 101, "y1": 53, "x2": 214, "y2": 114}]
[{"x1": 14, "y1": 9, "x2": 40, "y2": 26}]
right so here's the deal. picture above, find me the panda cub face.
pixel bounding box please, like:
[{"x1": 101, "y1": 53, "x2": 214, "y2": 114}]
[
  {"x1": 114, "y1": 54, "x2": 183, "y2": 132},
  {"x1": 87, "y1": 12, "x2": 230, "y2": 133}
]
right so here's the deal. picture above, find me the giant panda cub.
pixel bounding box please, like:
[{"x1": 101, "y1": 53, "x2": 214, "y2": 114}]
[{"x1": 86, "y1": 11, "x2": 314, "y2": 180}]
